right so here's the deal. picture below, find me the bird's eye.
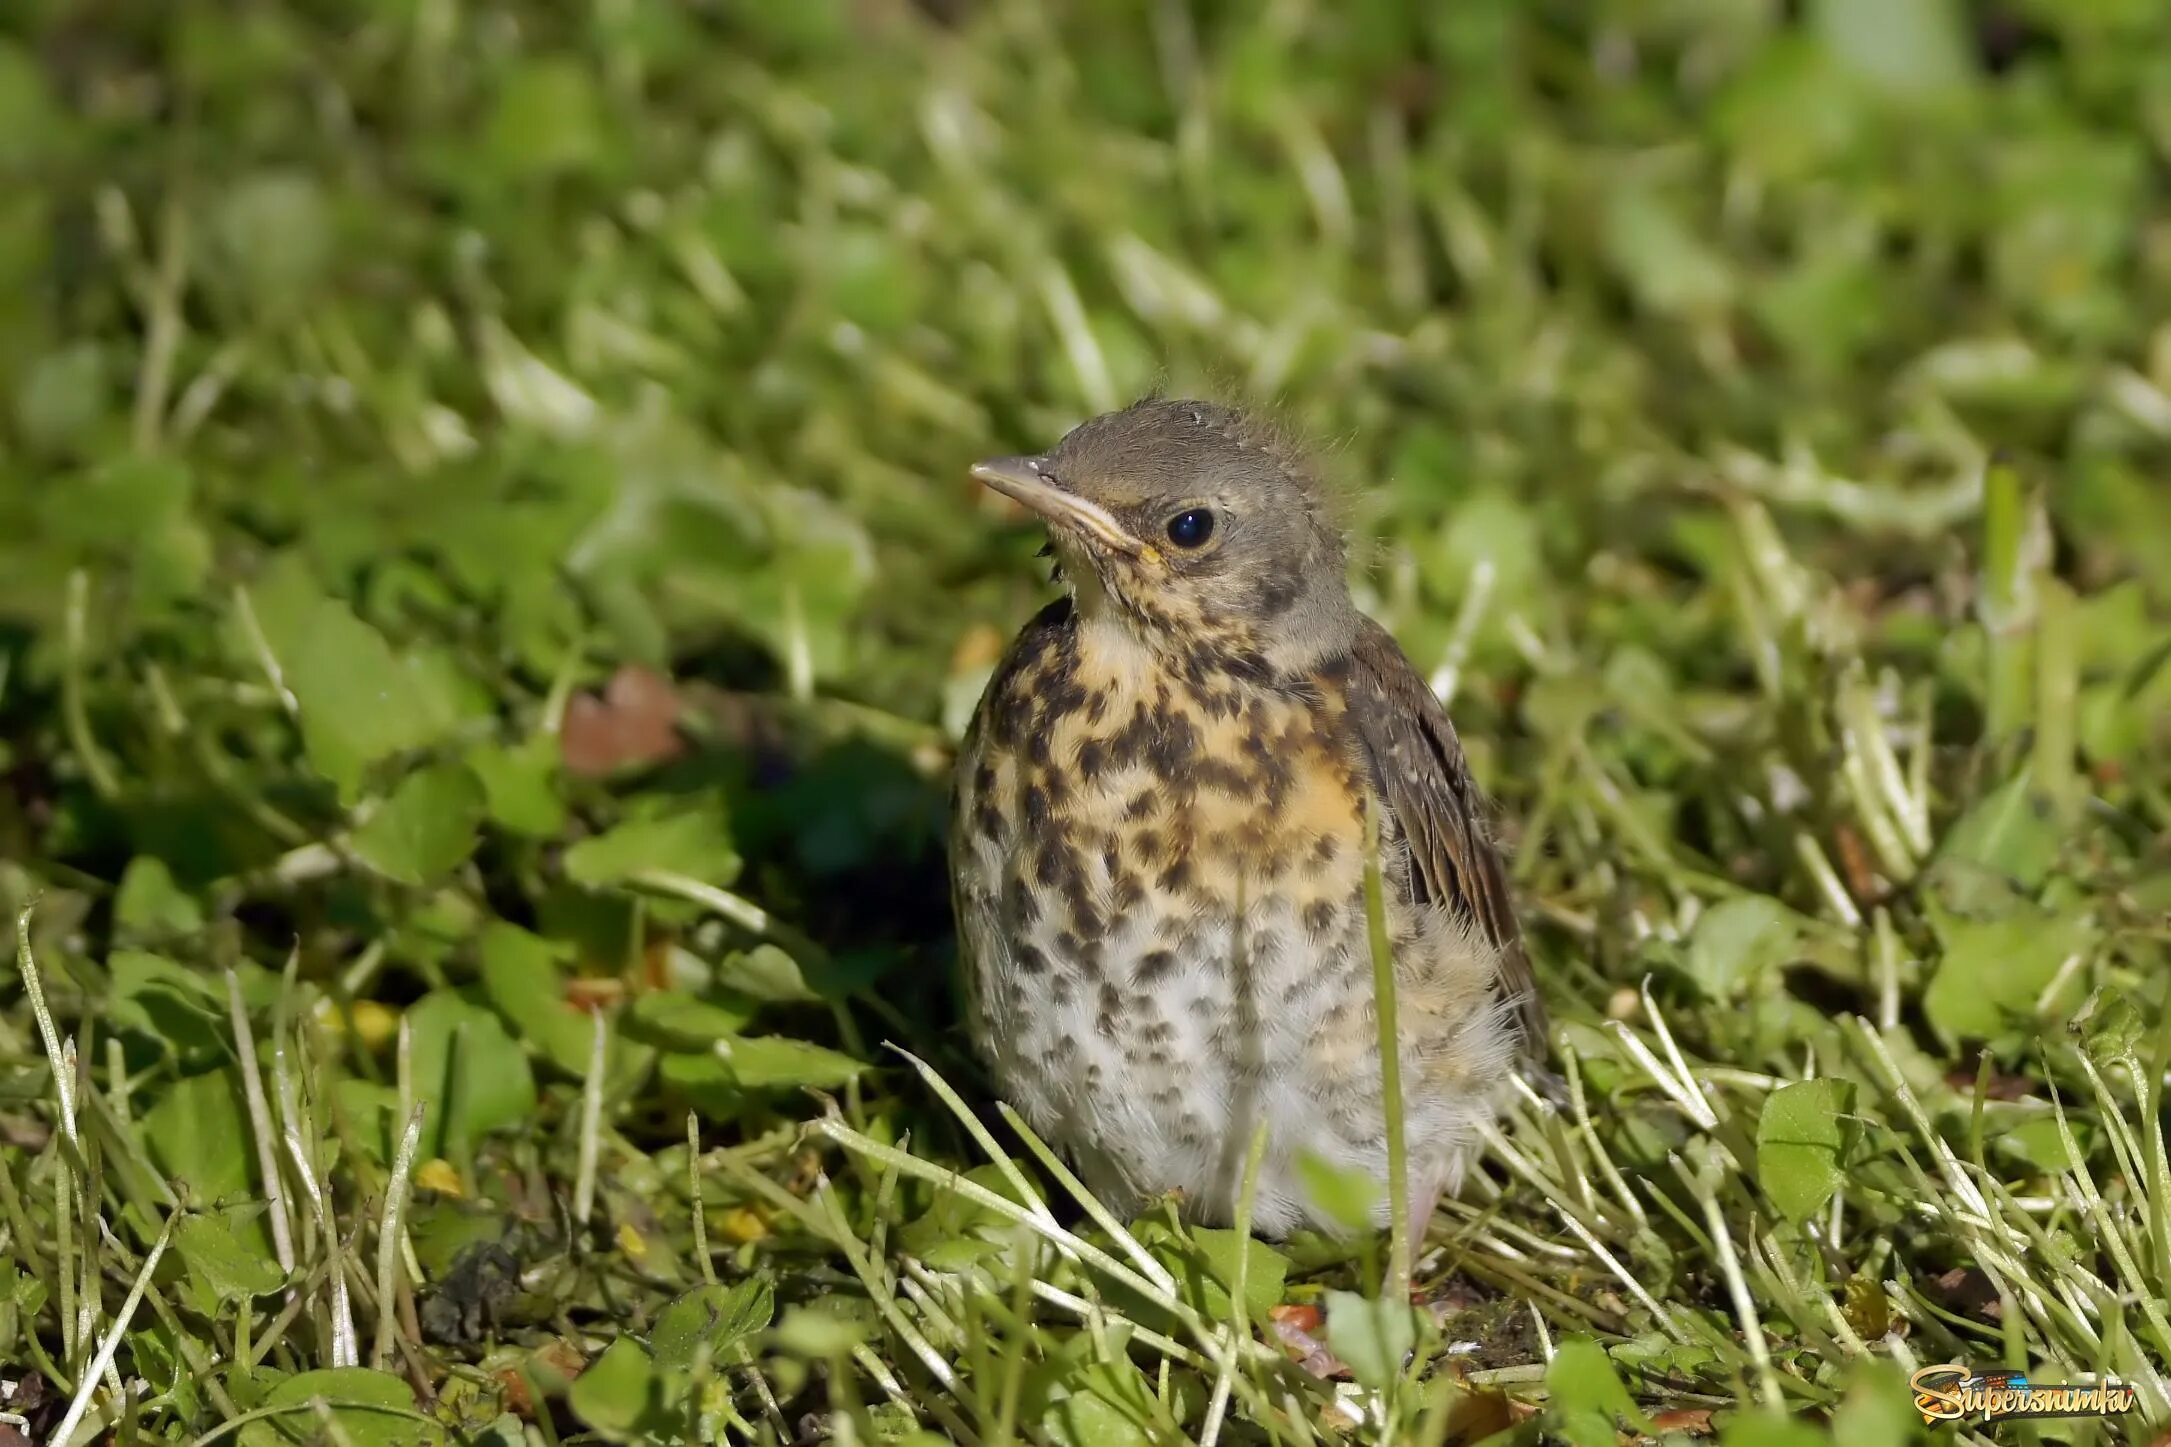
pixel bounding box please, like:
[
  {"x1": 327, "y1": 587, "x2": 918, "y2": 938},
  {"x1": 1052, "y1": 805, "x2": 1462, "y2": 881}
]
[{"x1": 1165, "y1": 508, "x2": 1216, "y2": 548}]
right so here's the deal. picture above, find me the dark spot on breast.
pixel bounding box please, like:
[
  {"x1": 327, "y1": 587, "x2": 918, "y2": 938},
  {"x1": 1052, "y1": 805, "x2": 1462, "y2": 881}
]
[
  {"x1": 1033, "y1": 843, "x2": 1064, "y2": 888},
  {"x1": 1313, "y1": 835, "x2": 1341, "y2": 865},
  {"x1": 1014, "y1": 944, "x2": 1049, "y2": 974},
  {"x1": 1042, "y1": 676, "x2": 1090, "y2": 724},
  {"x1": 972, "y1": 801, "x2": 1006, "y2": 842},
  {"x1": 1023, "y1": 784, "x2": 1051, "y2": 831},
  {"x1": 1192, "y1": 758, "x2": 1252, "y2": 795},
  {"x1": 1303, "y1": 899, "x2": 1338, "y2": 934},
  {"x1": 1002, "y1": 873, "x2": 1039, "y2": 925},
  {"x1": 1107, "y1": 705, "x2": 1153, "y2": 767},
  {"x1": 990, "y1": 689, "x2": 1028, "y2": 747},
  {"x1": 1125, "y1": 789, "x2": 1159, "y2": 821},
  {"x1": 1110, "y1": 869, "x2": 1144, "y2": 911},
  {"x1": 1054, "y1": 929, "x2": 1103, "y2": 975},
  {"x1": 973, "y1": 763, "x2": 996, "y2": 795},
  {"x1": 1094, "y1": 981, "x2": 1124, "y2": 1037},
  {"x1": 1145, "y1": 711, "x2": 1198, "y2": 777},
  {"x1": 1077, "y1": 739, "x2": 1106, "y2": 783},
  {"x1": 1135, "y1": 948, "x2": 1178, "y2": 984},
  {"x1": 1199, "y1": 686, "x2": 1242, "y2": 721},
  {"x1": 1071, "y1": 900, "x2": 1105, "y2": 941},
  {"x1": 1279, "y1": 970, "x2": 1327, "y2": 1008},
  {"x1": 1157, "y1": 857, "x2": 1194, "y2": 895}
]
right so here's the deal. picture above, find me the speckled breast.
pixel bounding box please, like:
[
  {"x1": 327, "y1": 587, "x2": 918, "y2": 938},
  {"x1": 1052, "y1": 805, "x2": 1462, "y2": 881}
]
[{"x1": 950, "y1": 603, "x2": 1406, "y2": 1229}]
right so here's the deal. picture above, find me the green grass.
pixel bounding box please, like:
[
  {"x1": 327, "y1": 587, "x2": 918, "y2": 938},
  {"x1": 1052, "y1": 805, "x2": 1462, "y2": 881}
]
[{"x1": 2, "y1": 0, "x2": 2170, "y2": 1442}]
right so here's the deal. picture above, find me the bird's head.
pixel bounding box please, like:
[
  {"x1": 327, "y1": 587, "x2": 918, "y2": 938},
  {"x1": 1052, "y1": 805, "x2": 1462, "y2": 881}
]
[{"x1": 972, "y1": 399, "x2": 1360, "y2": 678}]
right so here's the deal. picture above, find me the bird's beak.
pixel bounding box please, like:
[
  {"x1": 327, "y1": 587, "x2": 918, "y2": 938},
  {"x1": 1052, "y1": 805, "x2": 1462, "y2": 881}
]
[{"x1": 971, "y1": 456, "x2": 1142, "y2": 557}]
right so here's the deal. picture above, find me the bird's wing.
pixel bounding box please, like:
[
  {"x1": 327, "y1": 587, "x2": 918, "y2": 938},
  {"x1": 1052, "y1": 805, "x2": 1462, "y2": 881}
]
[{"x1": 1345, "y1": 618, "x2": 1547, "y2": 1058}]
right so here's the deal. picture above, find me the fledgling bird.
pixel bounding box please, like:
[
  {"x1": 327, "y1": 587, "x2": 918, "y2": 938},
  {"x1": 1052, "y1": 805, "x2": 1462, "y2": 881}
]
[{"x1": 950, "y1": 399, "x2": 1545, "y2": 1240}]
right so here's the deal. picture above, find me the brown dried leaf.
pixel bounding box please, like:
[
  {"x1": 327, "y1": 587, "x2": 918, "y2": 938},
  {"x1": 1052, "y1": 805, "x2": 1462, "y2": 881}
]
[
  {"x1": 1649, "y1": 1407, "x2": 1715, "y2": 1436},
  {"x1": 1832, "y1": 822, "x2": 1880, "y2": 902},
  {"x1": 561, "y1": 664, "x2": 685, "y2": 777},
  {"x1": 564, "y1": 977, "x2": 626, "y2": 1012},
  {"x1": 1269, "y1": 1303, "x2": 1348, "y2": 1379},
  {"x1": 1942, "y1": 1065, "x2": 2035, "y2": 1101}
]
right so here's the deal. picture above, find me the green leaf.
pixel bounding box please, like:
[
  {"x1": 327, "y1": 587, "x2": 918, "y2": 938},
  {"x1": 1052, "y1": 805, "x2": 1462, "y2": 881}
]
[
  {"x1": 1991, "y1": 1112, "x2": 2086, "y2": 1174},
  {"x1": 1603, "y1": 180, "x2": 1733, "y2": 318},
  {"x1": 1686, "y1": 895, "x2": 1810, "y2": 1000},
  {"x1": 405, "y1": 1199, "x2": 512, "y2": 1280},
  {"x1": 0, "y1": 39, "x2": 63, "y2": 173},
  {"x1": 660, "y1": 1036, "x2": 867, "y2": 1115},
  {"x1": 1038, "y1": 1361, "x2": 1160, "y2": 1447},
  {"x1": 1756, "y1": 1078, "x2": 1859, "y2": 1223},
  {"x1": 1938, "y1": 772, "x2": 2060, "y2": 888},
  {"x1": 239, "y1": 1367, "x2": 439, "y2": 1446},
  {"x1": 114, "y1": 856, "x2": 205, "y2": 937},
  {"x1": 1292, "y1": 1150, "x2": 1381, "y2": 1235},
  {"x1": 486, "y1": 57, "x2": 608, "y2": 181},
  {"x1": 212, "y1": 171, "x2": 334, "y2": 311},
  {"x1": 1718, "y1": 1414, "x2": 1831, "y2": 1447},
  {"x1": 334, "y1": 1078, "x2": 400, "y2": 1167},
  {"x1": 1828, "y1": 1360, "x2": 1921, "y2": 1447},
  {"x1": 713, "y1": 1035, "x2": 866, "y2": 1090},
  {"x1": 897, "y1": 1162, "x2": 1046, "y2": 1264},
  {"x1": 771, "y1": 1302, "x2": 870, "y2": 1357},
  {"x1": 14, "y1": 342, "x2": 110, "y2": 457},
  {"x1": 627, "y1": 990, "x2": 758, "y2": 1049},
  {"x1": 352, "y1": 764, "x2": 485, "y2": 885},
  {"x1": 108, "y1": 950, "x2": 227, "y2": 1069},
  {"x1": 652, "y1": 1279, "x2": 775, "y2": 1374},
  {"x1": 406, "y1": 990, "x2": 538, "y2": 1158},
  {"x1": 174, "y1": 1211, "x2": 286, "y2": 1310},
  {"x1": 712, "y1": 944, "x2": 823, "y2": 1003},
  {"x1": 1811, "y1": 0, "x2": 1975, "y2": 105},
  {"x1": 565, "y1": 798, "x2": 740, "y2": 887},
  {"x1": 1128, "y1": 1220, "x2": 1287, "y2": 1323},
  {"x1": 245, "y1": 575, "x2": 458, "y2": 800},
  {"x1": 146, "y1": 1070, "x2": 255, "y2": 1205},
  {"x1": 1544, "y1": 1335, "x2": 1651, "y2": 1447},
  {"x1": 567, "y1": 1337, "x2": 661, "y2": 1441},
  {"x1": 1422, "y1": 489, "x2": 1544, "y2": 610},
  {"x1": 478, "y1": 922, "x2": 597, "y2": 1075},
  {"x1": 2079, "y1": 987, "x2": 2149, "y2": 1064},
  {"x1": 1921, "y1": 867, "x2": 2095, "y2": 1045},
  {"x1": 1323, "y1": 1289, "x2": 1418, "y2": 1392},
  {"x1": 467, "y1": 734, "x2": 567, "y2": 837}
]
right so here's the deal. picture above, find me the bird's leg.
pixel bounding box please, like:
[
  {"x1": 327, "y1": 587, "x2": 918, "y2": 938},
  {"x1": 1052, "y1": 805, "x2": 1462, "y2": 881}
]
[{"x1": 1406, "y1": 1182, "x2": 1442, "y2": 1260}]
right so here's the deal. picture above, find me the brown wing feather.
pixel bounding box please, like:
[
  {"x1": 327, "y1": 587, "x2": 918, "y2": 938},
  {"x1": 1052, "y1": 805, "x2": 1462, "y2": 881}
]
[{"x1": 1345, "y1": 620, "x2": 1547, "y2": 1058}]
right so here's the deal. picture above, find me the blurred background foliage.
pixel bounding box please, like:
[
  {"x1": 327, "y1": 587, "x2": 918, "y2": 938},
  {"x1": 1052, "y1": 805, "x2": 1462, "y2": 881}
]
[{"x1": 0, "y1": 0, "x2": 2167, "y2": 1441}]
